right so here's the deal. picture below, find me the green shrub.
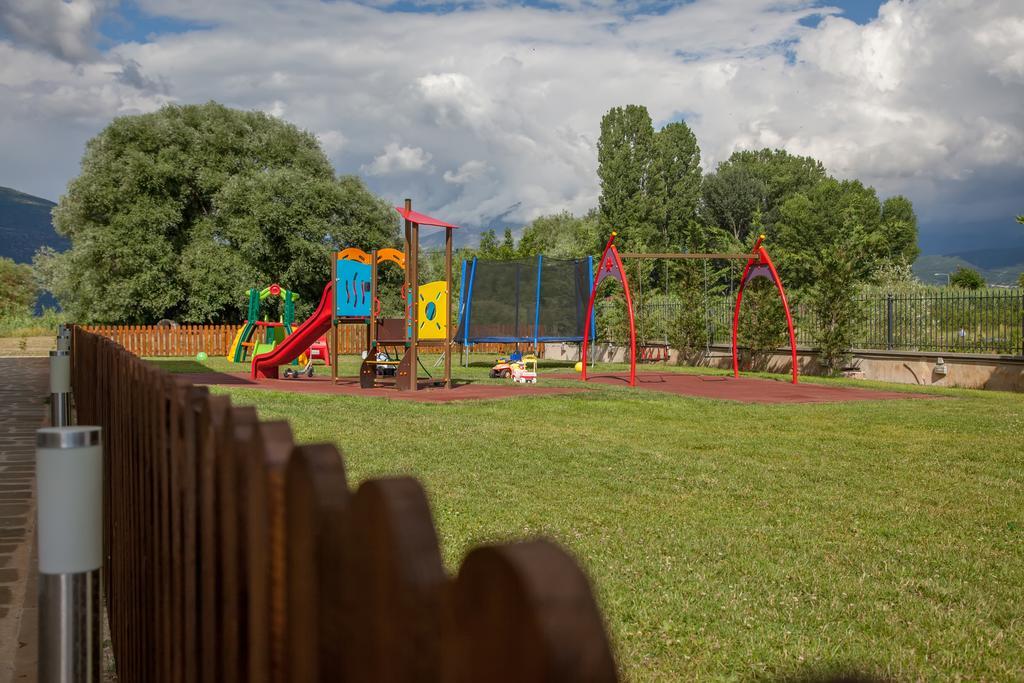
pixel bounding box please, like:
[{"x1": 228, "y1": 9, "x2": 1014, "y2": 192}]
[
  {"x1": 737, "y1": 279, "x2": 790, "y2": 371},
  {"x1": 666, "y1": 288, "x2": 709, "y2": 365},
  {"x1": 0, "y1": 309, "x2": 66, "y2": 338},
  {"x1": 808, "y1": 249, "x2": 865, "y2": 374},
  {"x1": 950, "y1": 267, "x2": 985, "y2": 290}
]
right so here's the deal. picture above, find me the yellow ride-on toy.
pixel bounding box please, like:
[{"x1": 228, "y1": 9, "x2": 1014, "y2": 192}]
[{"x1": 489, "y1": 353, "x2": 538, "y2": 383}]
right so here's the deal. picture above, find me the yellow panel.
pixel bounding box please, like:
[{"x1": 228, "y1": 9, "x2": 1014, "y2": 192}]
[
  {"x1": 376, "y1": 248, "x2": 406, "y2": 270},
  {"x1": 337, "y1": 248, "x2": 371, "y2": 264},
  {"x1": 417, "y1": 281, "x2": 448, "y2": 340}
]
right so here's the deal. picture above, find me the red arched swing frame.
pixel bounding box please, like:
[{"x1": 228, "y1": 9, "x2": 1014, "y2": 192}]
[
  {"x1": 581, "y1": 232, "x2": 637, "y2": 386},
  {"x1": 732, "y1": 235, "x2": 798, "y2": 384},
  {"x1": 580, "y1": 233, "x2": 798, "y2": 386}
]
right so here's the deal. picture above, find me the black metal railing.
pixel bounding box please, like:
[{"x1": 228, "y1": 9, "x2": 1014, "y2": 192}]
[{"x1": 636, "y1": 290, "x2": 1024, "y2": 357}]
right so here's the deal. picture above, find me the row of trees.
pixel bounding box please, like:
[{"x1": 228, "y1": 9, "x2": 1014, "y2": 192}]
[
  {"x1": 30, "y1": 101, "x2": 1022, "y2": 372},
  {"x1": 475, "y1": 105, "x2": 926, "y2": 372}
]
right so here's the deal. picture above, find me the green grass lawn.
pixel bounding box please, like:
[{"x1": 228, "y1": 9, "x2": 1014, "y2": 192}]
[{"x1": 151, "y1": 355, "x2": 1024, "y2": 681}]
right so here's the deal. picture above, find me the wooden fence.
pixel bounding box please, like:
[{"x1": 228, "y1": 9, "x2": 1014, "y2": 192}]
[
  {"x1": 70, "y1": 327, "x2": 617, "y2": 682},
  {"x1": 81, "y1": 324, "x2": 242, "y2": 357},
  {"x1": 83, "y1": 323, "x2": 533, "y2": 358}
]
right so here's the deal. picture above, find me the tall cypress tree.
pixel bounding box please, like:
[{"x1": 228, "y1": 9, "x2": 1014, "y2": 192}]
[
  {"x1": 596, "y1": 105, "x2": 662, "y2": 252},
  {"x1": 655, "y1": 121, "x2": 702, "y2": 252}
]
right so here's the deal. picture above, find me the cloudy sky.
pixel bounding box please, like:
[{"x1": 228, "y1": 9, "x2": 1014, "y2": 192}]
[{"x1": 1, "y1": 0, "x2": 1022, "y2": 253}]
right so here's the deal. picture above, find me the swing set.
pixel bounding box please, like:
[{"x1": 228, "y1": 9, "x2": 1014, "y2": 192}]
[{"x1": 580, "y1": 232, "x2": 798, "y2": 386}]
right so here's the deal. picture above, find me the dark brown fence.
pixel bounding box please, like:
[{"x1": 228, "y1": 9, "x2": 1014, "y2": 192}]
[{"x1": 70, "y1": 326, "x2": 616, "y2": 682}]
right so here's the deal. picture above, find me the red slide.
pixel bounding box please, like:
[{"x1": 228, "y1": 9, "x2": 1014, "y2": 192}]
[{"x1": 251, "y1": 282, "x2": 333, "y2": 379}]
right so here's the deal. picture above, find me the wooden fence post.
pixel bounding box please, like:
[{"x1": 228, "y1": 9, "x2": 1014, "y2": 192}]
[
  {"x1": 343, "y1": 478, "x2": 448, "y2": 682},
  {"x1": 221, "y1": 405, "x2": 260, "y2": 683},
  {"x1": 285, "y1": 444, "x2": 351, "y2": 683},
  {"x1": 446, "y1": 540, "x2": 618, "y2": 682},
  {"x1": 244, "y1": 420, "x2": 296, "y2": 683}
]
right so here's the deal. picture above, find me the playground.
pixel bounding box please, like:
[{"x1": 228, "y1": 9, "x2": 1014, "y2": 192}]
[
  {"x1": 150, "y1": 204, "x2": 1017, "y2": 678},
  {"x1": 148, "y1": 352, "x2": 1024, "y2": 681},
  {"x1": 37, "y1": 204, "x2": 1018, "y2": 680},
  {"x1": 178, "y1": 361, "x2": 933, "y2": 404}
]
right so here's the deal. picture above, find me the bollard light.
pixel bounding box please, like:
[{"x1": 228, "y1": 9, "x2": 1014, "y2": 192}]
[
  {"x1": 37, "y1": 426, "x2": 102, "y2": 683},
  {"x1": 56, "y1": 325, "x2": 71, "y2": 352},
  {"x1": 49, "y1": 350, "x2": 71, "y2": 427}
]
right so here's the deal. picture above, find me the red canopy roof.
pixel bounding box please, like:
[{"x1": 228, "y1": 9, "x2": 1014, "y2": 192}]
[{"x1": 394, "y1": 206, "x2": 460, "y2": 229}]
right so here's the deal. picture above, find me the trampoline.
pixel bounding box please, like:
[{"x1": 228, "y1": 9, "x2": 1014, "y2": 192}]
[{"x1": 455, "y1": 255, "x2": 595, "y2": 349}]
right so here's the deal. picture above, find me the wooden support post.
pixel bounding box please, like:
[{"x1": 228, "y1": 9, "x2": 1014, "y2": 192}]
[
  {"x1": 409, "y1": 202, "x2": 419, "y2": 392},
  {"x1": 331, "y1": 251, "x2": 338, "y2": 386},
  {"x1": 444, "y1": 225, "x2": 453, "y2": 389},
  {"x1": 369, "y1": 249, "x2": 378, "y2": 354}
]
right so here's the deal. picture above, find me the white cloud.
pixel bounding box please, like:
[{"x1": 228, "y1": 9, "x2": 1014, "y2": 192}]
[
  {"x1": 0, "y1": 0, "x2": 111, "y2": 61},
  {"x1": 317, "y1": 130, "x2": 347, "y2": 156},
  {"x1": 443, "y1": 160, "x2": 487, "y2": 184},
  {"x1": 363, "y1": 142, "x2": 433, "y2": 176},
  {"x1": 0, "y1": 0, "x2": 1021, "y2": 248}
]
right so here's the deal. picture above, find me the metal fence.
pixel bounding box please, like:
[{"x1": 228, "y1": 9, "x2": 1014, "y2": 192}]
[{"x1": 638, "y1": 290, "x2": 1024, "y2": 356}]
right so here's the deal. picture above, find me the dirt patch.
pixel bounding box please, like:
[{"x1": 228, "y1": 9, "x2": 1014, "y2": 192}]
[{"x1": 0, "y1": 336, "x2": 55, "y2": 357}]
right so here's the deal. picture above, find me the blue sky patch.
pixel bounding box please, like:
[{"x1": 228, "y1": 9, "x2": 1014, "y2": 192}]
[{"x1": 97, "y1": 2, "x2": 210, "y2": 46}]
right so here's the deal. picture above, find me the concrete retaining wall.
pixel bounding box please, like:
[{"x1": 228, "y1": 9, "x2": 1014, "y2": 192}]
[{"x1": 542, "y1": 342, "x2": 1024, "y2": 392}]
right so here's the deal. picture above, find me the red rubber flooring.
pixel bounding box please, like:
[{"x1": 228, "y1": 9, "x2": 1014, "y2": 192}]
[
  {"x1": 548, "y1": 371, "x2": 935, "y2": 404},
  {"x1": 177, "y1": 372, "x2": 583, "y2": 403}
]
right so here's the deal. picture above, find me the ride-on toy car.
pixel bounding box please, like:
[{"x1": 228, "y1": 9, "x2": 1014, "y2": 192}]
[
  {"x1": 283, "y1": 358, "x2": 314, "y2": 379},
  {"x1": 512, "y1": 355, "x2": 538, "y2": 383},
  {"x1": 490, "y1": 356, "x2": 516, "y2": 378},
  {"x1": 489, "y1": 353, "x2": 538, "y2": 383}
]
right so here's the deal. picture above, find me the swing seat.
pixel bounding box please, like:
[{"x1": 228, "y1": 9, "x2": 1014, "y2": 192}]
[{"x1": 638, "y1": 342, "x2": 670, "y2": 363}]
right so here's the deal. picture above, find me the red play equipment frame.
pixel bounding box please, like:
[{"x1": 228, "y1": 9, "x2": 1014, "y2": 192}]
[
  {"x1": 581, "y1": 232, "x2": 637, "y2": 385},
  {"x1": 581, "y1": 233, "x2": 798, "y2": 386}
]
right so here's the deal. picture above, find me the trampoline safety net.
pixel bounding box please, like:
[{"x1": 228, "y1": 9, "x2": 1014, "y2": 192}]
[{"x1": 455, "y1": 256, "x2": 594, "y2": 344}]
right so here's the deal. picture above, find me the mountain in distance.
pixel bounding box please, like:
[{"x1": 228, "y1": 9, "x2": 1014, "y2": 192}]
[
  {"x1": 0, "y1": 186, "x2": 69, "y2": 311},
  {"x1": 914, "y1": 246, "x2": 1024, "y2": 286},
  {"x1": 417, "y1": 220, "x2": 526, "y2": 252},
  {"x1": 0, "y1": 186, "x2": 68, "y2": 264}
]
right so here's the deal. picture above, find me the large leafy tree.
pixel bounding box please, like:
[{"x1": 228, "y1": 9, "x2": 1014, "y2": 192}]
[
  {"x1": 516, "y1": 210, "x2": 599, "y2": 259},
  {"x1": 41, "y1": 102, "x2": 396, "y2": 323},
  {"x1": 701, "y1": 149, "x2": 826, "y2": 245},
  {"x1": 774, "y1": 178, "x2": 911, "y2": 290},
  {"x1": 655, "y1": 121, "x2": 702, "y2": 250},
  {"x1": 880, "y1": 196, "x2": 920, "y2": 263},
  {"x1": 476, "y1": 228, "x2": 518, "y2": 260},
  {"x1": 699, "y1": 164, "x2": 765, "y2": 244},
  {"x1": 597, "y1": 105, "x2": 663, "y2": 251},
  {"x1": 653, "y1": 121, "x2": 703, "y2": 292}
]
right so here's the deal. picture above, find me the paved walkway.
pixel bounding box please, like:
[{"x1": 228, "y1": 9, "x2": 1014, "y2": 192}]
[{"x1": 0, "y1": 357, "x2": 48, "y2": 683}]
